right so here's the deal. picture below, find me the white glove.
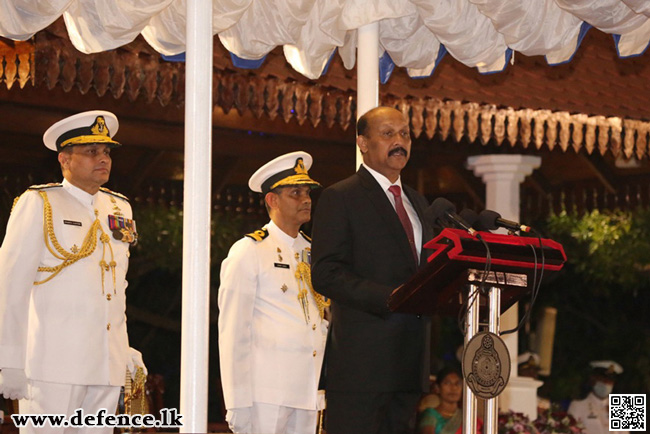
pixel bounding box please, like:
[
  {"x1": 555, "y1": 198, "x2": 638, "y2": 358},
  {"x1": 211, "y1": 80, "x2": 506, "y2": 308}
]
[
  {"x1": 0, "y1": 368, "x2": 29, "y2": 400},
  {"x1": 226, "y1": 408, "x2": 252, "y2": 434},
  {"x1": 126, "y1": 348, "x2": 148, "y2": 380}
]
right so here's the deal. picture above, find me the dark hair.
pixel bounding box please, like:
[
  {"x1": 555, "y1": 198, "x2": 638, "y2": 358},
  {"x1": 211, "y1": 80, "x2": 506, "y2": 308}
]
[
  {"x1": 264, "y1": 186, "x2": 290, "y2": 214},
  {"x1": 436, "y1": 366, "x2": 462, "y2": 385},
  {"x1": 356, "y1": 111, "x2": 370, "y2": 137}
]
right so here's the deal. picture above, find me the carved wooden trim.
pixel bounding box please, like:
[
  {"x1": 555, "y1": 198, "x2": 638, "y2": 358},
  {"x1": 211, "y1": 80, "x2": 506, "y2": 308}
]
[
  {"x1": 4, "y1": 28, "x2": 650, "y2": 161},
  {"x1": 386, "y1": 97, "x2": 650, "y2": 159},
  {"x1": 0, "y1": 39, "x2": 34, "y2": 89}
]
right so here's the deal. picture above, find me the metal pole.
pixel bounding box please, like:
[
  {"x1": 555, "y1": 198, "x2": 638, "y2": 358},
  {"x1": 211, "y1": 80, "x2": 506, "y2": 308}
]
[
  {"x1": 356, "y1": 22, "x2": 379, "y2": 168},
  {"x1": 485, "y1": 286, "x2": 502, "y2": 434},
  {"x1": 180, "y1": 0, "x2": 213, "y2": 431},
  {"x1": 463, "y1": 284, "x2": 479, "y2": 434}
]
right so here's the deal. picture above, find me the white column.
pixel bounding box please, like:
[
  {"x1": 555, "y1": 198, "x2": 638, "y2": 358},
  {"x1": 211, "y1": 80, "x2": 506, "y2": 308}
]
[
  {"x1": 356, "y1": 22, "x2": 379, "y2": 168},
  {"x1": 180, "y1": 0, "x2": 213, "y2": 432},
  {"x1": 466, "y1": 154, "x2": 542, "y2": 420}
]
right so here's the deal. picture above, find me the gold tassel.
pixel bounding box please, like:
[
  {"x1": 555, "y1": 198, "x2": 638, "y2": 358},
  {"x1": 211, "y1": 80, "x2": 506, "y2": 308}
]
[{"x1": 295, "y1": 261, "x2": 330, "y2": 320}]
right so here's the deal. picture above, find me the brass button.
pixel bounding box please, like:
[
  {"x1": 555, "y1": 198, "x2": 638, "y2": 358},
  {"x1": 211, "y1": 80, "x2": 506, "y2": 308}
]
[
  {"x1": 107, "y1": 294, "x2": 112, "y2": 301},
  {"x1": 313, "y1": 351, "x2": 317, "y2": 357},
  {"x1": 312, "y1": 324, "x2": 316, "y2": 330},
  {"x1": 107, "y1": 323, "x2": 111, "y2": 331}
]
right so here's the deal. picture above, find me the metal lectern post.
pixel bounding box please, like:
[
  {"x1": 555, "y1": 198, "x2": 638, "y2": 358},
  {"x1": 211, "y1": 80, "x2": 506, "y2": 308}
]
[
  {"x1": 462, "y1": 284, "x2": 480, "y2": 434},
  {"x1": 485, "y1": 286, "x2": 502, "y2": 434}
]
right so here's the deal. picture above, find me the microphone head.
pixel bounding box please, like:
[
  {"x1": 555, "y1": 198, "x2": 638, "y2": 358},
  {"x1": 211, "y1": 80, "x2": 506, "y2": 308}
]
[
  {"x1": 424, "y1": 198, "x2": 457, "y2": 226},
  {"x1": 459, "y1": 209, "x2": 479, "y2": 227},
  {"x1": 424, "y1": 197, "x2": 456, "y2": 223},
  {"x1": 477, "y1": 209, "x2": 501, "y2": 231},
  {"x1": 429, "y1": 197, "x2": 457, "y2": 214}
]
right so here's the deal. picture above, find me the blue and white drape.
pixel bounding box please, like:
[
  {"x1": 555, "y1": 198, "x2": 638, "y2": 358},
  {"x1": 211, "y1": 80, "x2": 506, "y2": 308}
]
[{"x1": 1, "y1": 0, "x2": 649, "y2": 81}]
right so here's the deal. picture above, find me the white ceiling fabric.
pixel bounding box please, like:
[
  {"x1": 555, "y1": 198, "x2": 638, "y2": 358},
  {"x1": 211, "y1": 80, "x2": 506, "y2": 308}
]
[{"x1": 1, "y1": 0, "x2": 649, "y2": 80}]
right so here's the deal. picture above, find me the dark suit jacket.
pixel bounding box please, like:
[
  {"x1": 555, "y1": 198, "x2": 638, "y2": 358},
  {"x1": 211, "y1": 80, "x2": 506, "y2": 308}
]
[{"x1": 311, "y1": 166, "x2": 432, "y2": 393}]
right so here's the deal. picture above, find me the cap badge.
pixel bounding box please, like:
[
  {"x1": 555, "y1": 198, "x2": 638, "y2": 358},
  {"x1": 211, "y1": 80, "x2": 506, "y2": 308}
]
[
  {"x1": 295, "y1": 158, "x2": 307, "y2": 175},
  {"x1": 90, "y1": 116, "x2": 110, "y2": 137}
]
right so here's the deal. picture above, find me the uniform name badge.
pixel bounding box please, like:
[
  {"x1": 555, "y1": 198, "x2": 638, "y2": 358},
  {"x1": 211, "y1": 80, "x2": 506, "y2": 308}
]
[{"x1": 108, "y1": 215, "x2": 138, "y2": 245}]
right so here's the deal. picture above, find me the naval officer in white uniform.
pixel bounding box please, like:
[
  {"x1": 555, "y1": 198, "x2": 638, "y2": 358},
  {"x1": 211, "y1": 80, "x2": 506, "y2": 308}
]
[
  {"x1": 568, "y1": 360, "x2": 629, "y2": 434},
  {"x1": 218, "y1": 151, "x2": 329, "y2": 434},
  {"x1": 0, "y1": 111, "x2": 146, "y2": 433}
]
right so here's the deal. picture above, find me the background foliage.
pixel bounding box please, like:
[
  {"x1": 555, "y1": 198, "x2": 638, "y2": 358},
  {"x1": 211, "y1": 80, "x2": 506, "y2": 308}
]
[{"x1": 531, "y1": 209, "x2": 650, "y2": 401}]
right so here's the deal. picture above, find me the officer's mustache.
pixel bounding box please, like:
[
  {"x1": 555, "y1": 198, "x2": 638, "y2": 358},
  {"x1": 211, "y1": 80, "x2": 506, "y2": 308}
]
[{"x1": 388, "y1": 147, "x2": 408, "y2": 157}]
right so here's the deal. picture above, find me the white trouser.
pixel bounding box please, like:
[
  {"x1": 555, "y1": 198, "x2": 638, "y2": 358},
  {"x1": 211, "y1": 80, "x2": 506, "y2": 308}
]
[
  {"x1": 18, "y1": 380, "x2": 120, "y2": 434},
  {"x1": 227, "y1": 402, "x2": 318, "y2": 434}
]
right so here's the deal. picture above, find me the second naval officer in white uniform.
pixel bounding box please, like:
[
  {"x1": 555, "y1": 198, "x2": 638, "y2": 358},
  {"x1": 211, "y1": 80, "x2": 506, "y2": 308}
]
[{"x1": 218, "y1": 151, "x2": 329, "y2": 434}]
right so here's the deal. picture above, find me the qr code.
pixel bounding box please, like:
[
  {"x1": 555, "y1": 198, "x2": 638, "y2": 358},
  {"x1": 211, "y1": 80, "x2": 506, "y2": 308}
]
[{"x1": 610, "y1": 394, "x2": 646, "y2": 431}]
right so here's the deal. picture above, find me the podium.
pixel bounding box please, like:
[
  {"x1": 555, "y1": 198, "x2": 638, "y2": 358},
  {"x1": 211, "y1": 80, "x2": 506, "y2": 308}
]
[{"x1": 388, "y1": 228, "x2": 566, "y2": 434}]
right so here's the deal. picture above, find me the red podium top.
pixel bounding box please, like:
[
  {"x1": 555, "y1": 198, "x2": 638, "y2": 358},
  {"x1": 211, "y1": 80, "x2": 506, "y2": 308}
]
[
  {"x1": 388, "y1": 229, "x2": 566, "y2": 315},
  {"x1": 425, "y1": 228, "x2": 566, "y2": 271}
]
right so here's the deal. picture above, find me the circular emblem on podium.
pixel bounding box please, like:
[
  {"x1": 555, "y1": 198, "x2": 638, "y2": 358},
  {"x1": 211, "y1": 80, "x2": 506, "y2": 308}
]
[{"x1": 462, "y1": 332, "x2": 510, "y2": 399}]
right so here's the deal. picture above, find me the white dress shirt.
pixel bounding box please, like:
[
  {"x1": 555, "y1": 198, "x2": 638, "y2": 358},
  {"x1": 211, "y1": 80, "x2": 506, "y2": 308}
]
[{"x1": 362, "y1": 163, "x2": 423, "y2": 260}]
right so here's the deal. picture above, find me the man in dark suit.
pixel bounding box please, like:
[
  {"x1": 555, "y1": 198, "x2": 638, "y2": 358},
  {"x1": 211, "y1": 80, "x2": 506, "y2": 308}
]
[{"x1": 311, "y1": 106, "x2": 432, "y2": 434}]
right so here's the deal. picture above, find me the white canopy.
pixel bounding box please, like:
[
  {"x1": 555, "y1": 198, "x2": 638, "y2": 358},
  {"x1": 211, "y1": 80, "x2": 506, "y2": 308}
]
[{"x1": 1, "y1": 0, "x2": 650, "y2": 80}]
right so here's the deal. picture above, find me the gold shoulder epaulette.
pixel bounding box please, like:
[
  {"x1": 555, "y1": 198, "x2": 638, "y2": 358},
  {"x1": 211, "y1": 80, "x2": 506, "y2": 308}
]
[
  {"x1": 300, "y1": 231, "x2": 311, "y2": 242},
  {"x1": 245, "y1": 228, "x2": 269, "y2": 242},
  {"x1": 28, "y1": 183, "x2": 62, "y2": 190},
  {"x1": 99, "y1": 187, "x2": 129, "y2": 201},
  {"x1": 11, "y1": 195, "x2": 22, "y2": 212}
]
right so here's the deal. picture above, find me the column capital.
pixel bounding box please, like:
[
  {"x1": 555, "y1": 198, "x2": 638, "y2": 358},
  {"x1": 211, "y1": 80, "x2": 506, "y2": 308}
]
[{"x1": 466, "y1": 155, "x2": 541, "y2": 184}]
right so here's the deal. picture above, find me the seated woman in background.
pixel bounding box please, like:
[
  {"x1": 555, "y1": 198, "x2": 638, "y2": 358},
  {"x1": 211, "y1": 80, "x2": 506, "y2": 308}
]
[{"x1": 418, "y1": 366, "x2": 482, "y2": 434}]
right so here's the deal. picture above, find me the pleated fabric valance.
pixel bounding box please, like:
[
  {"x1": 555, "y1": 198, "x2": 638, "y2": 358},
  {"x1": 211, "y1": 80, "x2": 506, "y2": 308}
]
[{"x1": 1, "y1": 1, "x2": 650, "y2": 81}]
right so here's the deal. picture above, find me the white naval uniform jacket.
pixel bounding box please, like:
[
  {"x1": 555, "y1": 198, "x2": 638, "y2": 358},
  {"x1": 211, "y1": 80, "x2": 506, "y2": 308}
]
[
  {"x1": 218, "y1": 220, "x2": 328, "y2": 411},
  {"x1": 0, "y1": 179, "x2": 132, "y2": 387},
  {"x1": 569, "y1": 393, "x2": 629, "y2": 434}
]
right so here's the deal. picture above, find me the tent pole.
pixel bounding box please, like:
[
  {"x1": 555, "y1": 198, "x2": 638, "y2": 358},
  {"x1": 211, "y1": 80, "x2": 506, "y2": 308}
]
[
  {"x1": 180, "y1": 0, "x2": 213, "y2": 432},
  {"x1": 356, "y1": 22, "x2": 379, "y2": 168}
]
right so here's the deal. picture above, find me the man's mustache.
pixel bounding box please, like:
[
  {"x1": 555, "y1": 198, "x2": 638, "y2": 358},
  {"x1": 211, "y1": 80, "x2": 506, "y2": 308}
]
[{"x1": 388, "y1": 147, "x2": 408, "y2": 157}]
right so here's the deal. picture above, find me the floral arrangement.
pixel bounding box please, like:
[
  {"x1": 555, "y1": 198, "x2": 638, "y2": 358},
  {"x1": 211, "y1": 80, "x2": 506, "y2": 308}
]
[
  {"x1": 498, "y1": 410, "x2": 538, "y2": 434},
  {"x1": 533, "y1": 408, "x2": 585, "y2": 434},
  {"x1": 497, "y1": 408, "x2": 585, "y2": 434}
]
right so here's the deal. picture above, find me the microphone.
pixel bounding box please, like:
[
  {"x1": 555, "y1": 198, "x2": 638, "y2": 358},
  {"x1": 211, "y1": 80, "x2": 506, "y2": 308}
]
[
  {"x1": 477, "y1": 209, "x2": 531, "y2": 233},
  {"x1": 459, "y1": 209, "x2": 479, "y2": 228},
  {"x1": 425, "y1": 198, "x2": 477, "y2": 236},
  {"x1": 460, "y1": 209, "x2": 495, "y2": 232}
]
